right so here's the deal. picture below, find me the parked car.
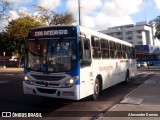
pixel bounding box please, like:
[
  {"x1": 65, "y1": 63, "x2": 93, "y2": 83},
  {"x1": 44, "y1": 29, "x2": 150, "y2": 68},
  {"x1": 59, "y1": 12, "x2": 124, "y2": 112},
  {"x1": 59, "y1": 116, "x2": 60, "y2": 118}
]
[
  {"x1": 140, "y1": 62, "x2": 147, "y2": 67},
  {"x1": 148, "y1": 61, "x2": 154, "y2": 66},
  {"x1": 137, "y1": 63, "x2": 140, "y2": 68}
]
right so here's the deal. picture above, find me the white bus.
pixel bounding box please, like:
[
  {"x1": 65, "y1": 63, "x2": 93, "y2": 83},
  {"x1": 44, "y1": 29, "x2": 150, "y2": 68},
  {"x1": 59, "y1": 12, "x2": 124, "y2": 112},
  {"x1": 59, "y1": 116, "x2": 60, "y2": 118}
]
[{"x1": 23, "y1": 25, "x2": 137, "y2": 100}]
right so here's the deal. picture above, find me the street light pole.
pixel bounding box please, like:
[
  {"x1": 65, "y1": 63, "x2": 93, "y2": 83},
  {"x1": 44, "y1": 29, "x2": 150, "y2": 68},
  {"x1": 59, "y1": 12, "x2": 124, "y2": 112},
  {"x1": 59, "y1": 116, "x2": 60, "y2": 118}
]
[{"x1": 78, "y1": 0, "x2": 81, "y2": 26}]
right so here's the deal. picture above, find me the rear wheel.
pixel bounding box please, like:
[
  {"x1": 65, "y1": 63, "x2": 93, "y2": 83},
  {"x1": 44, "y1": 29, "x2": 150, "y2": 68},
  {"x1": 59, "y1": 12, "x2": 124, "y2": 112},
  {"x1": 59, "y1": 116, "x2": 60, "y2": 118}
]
[{"x1": 92, "y1": 79, "x2": 100, "y2": 100}]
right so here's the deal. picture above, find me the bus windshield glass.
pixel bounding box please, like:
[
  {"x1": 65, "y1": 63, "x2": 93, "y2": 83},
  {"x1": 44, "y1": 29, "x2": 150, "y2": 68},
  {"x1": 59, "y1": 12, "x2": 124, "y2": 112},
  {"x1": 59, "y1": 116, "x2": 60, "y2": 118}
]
[{"x1": 26, "y1": 38, "x2": 76, "y2": 72}]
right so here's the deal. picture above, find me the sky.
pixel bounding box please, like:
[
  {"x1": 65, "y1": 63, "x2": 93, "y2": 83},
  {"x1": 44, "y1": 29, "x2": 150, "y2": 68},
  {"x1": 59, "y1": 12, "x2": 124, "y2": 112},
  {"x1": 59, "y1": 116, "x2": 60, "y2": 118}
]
[{"x1": 1, "y1": 0, "x2": 160, "y2": 31}]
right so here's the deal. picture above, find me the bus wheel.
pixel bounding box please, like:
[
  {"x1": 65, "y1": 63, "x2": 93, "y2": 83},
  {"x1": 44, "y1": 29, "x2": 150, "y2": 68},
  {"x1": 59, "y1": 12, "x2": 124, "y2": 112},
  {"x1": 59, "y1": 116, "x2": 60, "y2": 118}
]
[
  {"x1": 124, "y1": 70, "x2": 130, "y2": 84},
  {"x1": 92, "y1": 79, "x2": 100, "y2": 100}
]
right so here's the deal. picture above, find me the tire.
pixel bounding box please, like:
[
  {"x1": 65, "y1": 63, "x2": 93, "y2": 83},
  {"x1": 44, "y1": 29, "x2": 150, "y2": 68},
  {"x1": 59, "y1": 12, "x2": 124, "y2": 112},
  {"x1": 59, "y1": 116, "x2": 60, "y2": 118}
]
[{"x1": 92, "y1": 79, "x2": 100, "y2": 100}]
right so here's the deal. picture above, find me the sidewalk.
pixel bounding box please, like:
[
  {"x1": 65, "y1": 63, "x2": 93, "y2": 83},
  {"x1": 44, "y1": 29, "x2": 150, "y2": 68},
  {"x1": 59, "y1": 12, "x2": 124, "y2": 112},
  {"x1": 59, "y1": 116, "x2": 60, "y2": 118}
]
[
  {"x1": 0, "y1": 67, "x2": 23, "y2": 72},
  {"x1": 98, "y1": 72, "x2": 160, "y2": 120}
]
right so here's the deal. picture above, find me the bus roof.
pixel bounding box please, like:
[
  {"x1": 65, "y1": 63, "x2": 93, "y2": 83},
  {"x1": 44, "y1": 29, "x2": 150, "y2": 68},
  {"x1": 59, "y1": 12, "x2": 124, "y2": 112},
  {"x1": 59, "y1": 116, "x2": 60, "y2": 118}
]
[{"x1": 79, "y1": 26, "x2": 133, "y2": 47}]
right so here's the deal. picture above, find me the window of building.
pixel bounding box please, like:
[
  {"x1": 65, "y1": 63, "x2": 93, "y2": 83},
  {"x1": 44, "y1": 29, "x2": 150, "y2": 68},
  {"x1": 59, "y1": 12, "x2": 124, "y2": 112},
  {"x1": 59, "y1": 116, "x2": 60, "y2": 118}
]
[
  {"x1": 137, "y1": 36, "x2": 142, "y2": 39},
  {"x1": 127, "y1": 36, "x2": 133, "y2": 40},
  {"x1": 137, "y1": 30, "x2": 141, "y2": 33},
  {"x1": 137, "y1": 41, "x2": 143, "y2": 45},
  {"x1": 126, "y1": 31, "x2": 132, "y2": 35},
  {"x1": 117, "y1": 32, "x2": 122, "y2": 35}
]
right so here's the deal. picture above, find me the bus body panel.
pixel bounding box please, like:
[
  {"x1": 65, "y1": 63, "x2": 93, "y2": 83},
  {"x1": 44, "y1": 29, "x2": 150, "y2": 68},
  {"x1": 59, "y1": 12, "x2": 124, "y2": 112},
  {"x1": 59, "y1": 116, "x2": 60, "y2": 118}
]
[
  {"x1": 23, "y1": 82, "x2": 80, "y2": 100},
  {"x1": 23, "y1": 25, "x2": 137, "y2": 100},
  {"x1": 23, "y1": 72, "x2": 80, "y2": 100}
]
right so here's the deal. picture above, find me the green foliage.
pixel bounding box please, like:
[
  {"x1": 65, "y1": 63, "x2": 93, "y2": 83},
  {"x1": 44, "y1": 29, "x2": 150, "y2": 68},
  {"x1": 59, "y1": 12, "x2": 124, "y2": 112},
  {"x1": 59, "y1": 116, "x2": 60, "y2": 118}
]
[
  {"x1": 151, "y1": 16, "x2": 160, "y2": 39},
  {"x1": 7, "y1": 16, "x2": 45, "y2": 40},
  {"x1": 51, "y1": 12, "x2": 75, "y2": 25},
  {"x1": 3, "y1": 16, "x2": 45, "y2": 67},
  {"x1": 34, "y1": 5, "x2": 75, "y2": 25}
]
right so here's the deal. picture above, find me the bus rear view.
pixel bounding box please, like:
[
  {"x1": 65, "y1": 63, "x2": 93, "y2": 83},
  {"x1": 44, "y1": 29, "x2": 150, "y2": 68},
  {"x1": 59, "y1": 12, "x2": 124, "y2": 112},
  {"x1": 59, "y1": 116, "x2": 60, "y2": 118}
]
[{"x1": 23, "y1": 26, "x2": 80, "y2": 100}]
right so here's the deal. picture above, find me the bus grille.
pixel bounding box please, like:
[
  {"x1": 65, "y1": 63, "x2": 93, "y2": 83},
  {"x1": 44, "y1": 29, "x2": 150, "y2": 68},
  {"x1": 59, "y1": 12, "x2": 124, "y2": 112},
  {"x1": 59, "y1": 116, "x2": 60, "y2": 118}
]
[
  {"x1": 31, "y1": 74, "x2": 65, "y2": 81},
  {"x1": 37, "y1": 88, "x2": 57, "y2": 94}
]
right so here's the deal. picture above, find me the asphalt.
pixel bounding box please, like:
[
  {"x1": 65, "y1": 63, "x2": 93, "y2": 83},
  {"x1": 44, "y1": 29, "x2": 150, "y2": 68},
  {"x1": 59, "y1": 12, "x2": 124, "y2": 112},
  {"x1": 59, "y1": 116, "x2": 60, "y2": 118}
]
[
  {"x1": 97, "y1": 67, "x2": 160, "y2": 120},
  {"x1": 0, "y1": 66, "x2": 160, "y2": 120}
]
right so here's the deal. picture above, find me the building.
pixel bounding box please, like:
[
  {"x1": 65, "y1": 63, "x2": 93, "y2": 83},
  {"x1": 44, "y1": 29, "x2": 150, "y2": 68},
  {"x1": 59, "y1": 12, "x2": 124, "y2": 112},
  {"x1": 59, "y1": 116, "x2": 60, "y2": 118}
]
[
  {"x1": 99, "y1": 21, "x2": 160, "y2": 65},
  {"x1": 99, "y1": 21, "x2": 160, "y2": 46}
]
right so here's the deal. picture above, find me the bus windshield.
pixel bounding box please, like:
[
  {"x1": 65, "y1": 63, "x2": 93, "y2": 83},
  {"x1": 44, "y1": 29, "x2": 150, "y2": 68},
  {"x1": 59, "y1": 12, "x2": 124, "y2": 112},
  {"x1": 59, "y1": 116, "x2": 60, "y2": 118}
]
[{"x1": 26, "y1": 38, "x2": 76, "y2": 72}]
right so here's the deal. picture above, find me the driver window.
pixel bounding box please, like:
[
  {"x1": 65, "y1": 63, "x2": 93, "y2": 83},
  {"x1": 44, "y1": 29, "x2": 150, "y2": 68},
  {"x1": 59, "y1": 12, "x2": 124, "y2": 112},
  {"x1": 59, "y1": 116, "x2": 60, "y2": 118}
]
[{"x1": 80, "y1": 37, "x2": 91, "y2": 67}]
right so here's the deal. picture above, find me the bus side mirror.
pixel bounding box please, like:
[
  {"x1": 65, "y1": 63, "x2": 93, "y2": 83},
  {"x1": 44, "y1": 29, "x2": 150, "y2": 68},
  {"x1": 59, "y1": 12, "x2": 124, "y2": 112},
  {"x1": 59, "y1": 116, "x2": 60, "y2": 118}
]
[{"x1": 79, "y1": 41, "x2": 83, "y2": 59}]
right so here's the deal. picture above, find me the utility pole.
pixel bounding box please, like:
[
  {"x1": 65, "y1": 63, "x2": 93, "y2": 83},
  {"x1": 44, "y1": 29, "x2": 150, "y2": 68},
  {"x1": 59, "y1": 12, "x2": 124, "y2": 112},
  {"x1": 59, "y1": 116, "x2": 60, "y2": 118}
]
[{"x1": 78, "y1": 0, "x2": 81, "y2": 26}]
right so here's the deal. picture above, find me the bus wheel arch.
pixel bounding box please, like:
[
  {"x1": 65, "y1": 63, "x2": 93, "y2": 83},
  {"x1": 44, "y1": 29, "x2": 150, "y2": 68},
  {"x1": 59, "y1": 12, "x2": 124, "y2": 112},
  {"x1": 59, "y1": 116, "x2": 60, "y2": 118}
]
[{"x1": 92, "y1": 74, "x2": 103, "y2": 100}]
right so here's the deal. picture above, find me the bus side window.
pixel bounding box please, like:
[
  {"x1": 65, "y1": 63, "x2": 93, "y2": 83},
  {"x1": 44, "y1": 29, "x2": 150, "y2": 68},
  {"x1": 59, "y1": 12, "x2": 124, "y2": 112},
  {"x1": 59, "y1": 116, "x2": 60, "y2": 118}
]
[
  {"x1": 131, "y1": 47, "x2": 136, "y2": 59},
  {"x1": 109, "y1": 41, "x2": 116, "y2": 58},
  {"x1": 116, "y1": 43, "x2": 122, "y2": 59},
  {"x1": 91, "y1": 36, "x2": 100, "y2": 59},
  {"x1": 80, "y1": 37, "x2": 91, "y2": 67},
  {"x1": 122, "y1": 45, "x2": 127, "y2": 59},
  {"x1": 101, "y1": 39, "x2": 109, "y2": 59}
]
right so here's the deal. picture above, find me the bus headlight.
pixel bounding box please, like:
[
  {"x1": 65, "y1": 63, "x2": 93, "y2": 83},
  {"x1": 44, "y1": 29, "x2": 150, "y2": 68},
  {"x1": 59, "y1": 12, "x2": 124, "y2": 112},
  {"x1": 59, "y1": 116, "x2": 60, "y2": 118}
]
[
  {"x1": 24, "y1": 75, "x2": 34, "y2": 85},
  {"x1": 61, "y1": 76, "x2": 79, "y2": 88},
  {"x1": 24, "y1": 76, "x2": 30, "y2": 81}
]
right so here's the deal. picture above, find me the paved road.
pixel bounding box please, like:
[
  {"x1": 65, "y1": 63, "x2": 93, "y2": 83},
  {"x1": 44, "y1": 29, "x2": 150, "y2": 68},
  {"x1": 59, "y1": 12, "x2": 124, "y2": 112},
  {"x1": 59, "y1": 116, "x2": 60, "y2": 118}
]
[{"x1": 0, "y1": 70, "x2": 158, "y2": 119}]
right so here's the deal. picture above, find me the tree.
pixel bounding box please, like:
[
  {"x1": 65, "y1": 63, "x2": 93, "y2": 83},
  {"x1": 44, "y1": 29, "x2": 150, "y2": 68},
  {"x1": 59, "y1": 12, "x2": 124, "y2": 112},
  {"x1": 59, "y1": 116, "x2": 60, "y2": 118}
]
[
  {"x1": 0, "y1": 0, "x2": 12, "y2": 21},
  {"x1": 5, "y1": 16, "x2": 45, "y2": 67},
  {"x1": 150, "y1": 16, "x2": 160, "y2": 39},
  {"x1": 34, "y1": 5, "x2": 75, "y2": 25}
]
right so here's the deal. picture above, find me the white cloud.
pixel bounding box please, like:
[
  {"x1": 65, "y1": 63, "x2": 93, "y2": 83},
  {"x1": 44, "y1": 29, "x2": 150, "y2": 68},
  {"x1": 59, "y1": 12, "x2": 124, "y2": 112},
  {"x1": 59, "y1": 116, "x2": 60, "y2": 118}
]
[
  {"x1": 19, "y1": 7, "x2": 29, "y2": 14},
  {"x1": 104, "y1": 0, "x2": 146, "y2": 16},
  {"x1": 66, "y1": 0, "x2": 148, "y2": 30},
  {"x1": 95, "y1": 13, "x2": 134, "y2": 30},
  {"x1": 38, "y1": 0, "x2": 61, "y2": 10},
  {"x1": 0, "y1": 20, "x2": 8, "y2": 32},
  {"x1": 66, "y1": 0, "x2": 78, "y2": 15},
  {"x1": 80, "y1": 0, "x2": 102, "y2": 15},
  {"x1": 154, "y1": 0, "x2": 160, "y2": 10},
  {"x1": 8, "y1": 10, "x2": 19, "y2": 21},
  {"x1": 82, "y1": 16, "x2": 95, "y2": 28}
]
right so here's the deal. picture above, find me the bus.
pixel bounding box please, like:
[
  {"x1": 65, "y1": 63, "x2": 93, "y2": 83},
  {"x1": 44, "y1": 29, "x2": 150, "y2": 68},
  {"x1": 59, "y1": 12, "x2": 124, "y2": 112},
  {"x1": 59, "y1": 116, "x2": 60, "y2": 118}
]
[{"x1": 23, "y1": 25, "x2": 137, "y2": 100}]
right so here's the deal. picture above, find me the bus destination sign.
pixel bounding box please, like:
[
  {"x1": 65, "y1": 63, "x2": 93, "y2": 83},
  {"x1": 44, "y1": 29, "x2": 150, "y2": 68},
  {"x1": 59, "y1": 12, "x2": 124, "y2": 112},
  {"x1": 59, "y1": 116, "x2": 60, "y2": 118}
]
[
  {"x1": 33, "y1": 29, "x2": 68, "y2": 37},
  {"x1": 28, "y1": 26, "x2": 77, "y2": 39}
]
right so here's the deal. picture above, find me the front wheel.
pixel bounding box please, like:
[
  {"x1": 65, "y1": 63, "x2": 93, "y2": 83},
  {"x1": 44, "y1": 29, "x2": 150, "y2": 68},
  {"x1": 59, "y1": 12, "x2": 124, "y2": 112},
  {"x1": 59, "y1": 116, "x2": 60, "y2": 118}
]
[{"x1": 92, "y1": 79, "x2": 100, "y2": 100}]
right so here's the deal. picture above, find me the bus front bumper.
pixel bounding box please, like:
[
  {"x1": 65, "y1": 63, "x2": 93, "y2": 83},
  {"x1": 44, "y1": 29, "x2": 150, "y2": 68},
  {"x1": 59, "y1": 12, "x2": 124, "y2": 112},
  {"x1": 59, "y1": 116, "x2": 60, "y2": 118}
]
[{"x1": 23, "y1": 81, "x2": 79, "y2": 100}]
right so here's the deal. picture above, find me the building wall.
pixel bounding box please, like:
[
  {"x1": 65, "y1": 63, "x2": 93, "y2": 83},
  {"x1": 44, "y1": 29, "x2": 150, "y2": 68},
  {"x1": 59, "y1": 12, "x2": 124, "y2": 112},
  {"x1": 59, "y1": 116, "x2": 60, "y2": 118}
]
[{"x1": 99, "y1": 21, "x2": 159, "y2": 46}]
